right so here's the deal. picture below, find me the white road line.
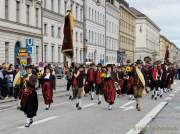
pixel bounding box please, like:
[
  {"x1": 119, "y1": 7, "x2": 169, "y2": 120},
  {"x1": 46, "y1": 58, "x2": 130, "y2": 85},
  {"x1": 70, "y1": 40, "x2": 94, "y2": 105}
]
[
  {"x1": 165, "y1": 97, "x2": 172, "y2": 101},
  {"x1": 169, "y1": 94, "x2": 175, "y2": 97},
  {"x1": 17, "y1": 116, "x2": 58, "y2": 129},
  {"x1": 126, "y1": 101, "x2": 168, "y2": 134},
  {"x1": 119, "y1": 100, "x2": 135, "y2": 108},
  {"x1": 123, "y1": 106, "x2": 135, "y2": 111},
  {"x1": 82, "y1": 103, "x2": 96, "y2": 108},
  {"x1": 53, "y1": 101, "x2": 69, "y2": 107}
]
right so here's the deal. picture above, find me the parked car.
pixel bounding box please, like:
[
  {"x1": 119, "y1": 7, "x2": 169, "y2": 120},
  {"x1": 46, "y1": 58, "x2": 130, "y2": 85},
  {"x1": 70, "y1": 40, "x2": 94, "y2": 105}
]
[{"x1": 55, "y1": 67, "x2": 64, "y2": 79}]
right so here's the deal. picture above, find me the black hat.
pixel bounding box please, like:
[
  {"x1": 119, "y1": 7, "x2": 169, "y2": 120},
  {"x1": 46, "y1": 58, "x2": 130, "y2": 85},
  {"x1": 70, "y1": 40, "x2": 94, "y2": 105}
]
[
  {"x1": 136, "y1": 59, "x2": 143, "y2": 65},
  {"x1": 144, "y1": 56, "x2": 152, "y2": 63},
  {"x1": 106, "y1": 64, "x2": 112, "y2": 68},
  {"x1": 25, "y1": 65, "x2": 33, "y2": 69},
  {"x1": 97, "y1": 63, "x2": 102, "y2": 67}
]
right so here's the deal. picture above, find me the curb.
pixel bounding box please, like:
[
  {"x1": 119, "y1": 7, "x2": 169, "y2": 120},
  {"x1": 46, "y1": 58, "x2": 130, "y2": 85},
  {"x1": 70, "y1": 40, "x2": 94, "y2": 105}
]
[{"x1": 126, "y1": 101, "x2": 168, "y2": 134}]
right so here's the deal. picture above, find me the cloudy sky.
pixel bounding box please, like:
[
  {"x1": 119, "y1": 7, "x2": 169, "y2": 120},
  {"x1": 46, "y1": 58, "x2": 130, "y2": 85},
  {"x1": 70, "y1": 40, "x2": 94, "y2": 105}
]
[{"x1": 126, "y1": 0, "x2": 180, "y2": 48}]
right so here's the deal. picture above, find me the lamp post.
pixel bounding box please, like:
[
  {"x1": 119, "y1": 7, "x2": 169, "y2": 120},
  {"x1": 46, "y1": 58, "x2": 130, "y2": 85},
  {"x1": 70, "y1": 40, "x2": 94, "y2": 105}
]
[{"x1": 96, "y1": 0, "x2": 107, "y2": 65}]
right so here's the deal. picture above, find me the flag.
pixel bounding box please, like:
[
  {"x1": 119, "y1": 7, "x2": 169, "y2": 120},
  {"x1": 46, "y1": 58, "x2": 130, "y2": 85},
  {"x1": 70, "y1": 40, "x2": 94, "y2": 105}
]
[
  {"x1": 62, "y1": 11, "x2": 74, "y2": 59},
  {"x1": 164, "y1": 46, "x2": 170, "y2": 64}
]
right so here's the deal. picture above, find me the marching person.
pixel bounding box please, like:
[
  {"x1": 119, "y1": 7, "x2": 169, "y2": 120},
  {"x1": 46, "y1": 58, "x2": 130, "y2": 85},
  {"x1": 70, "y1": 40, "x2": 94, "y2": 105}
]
[
  {"x1": 66, "y1": 64, "x2": 74, "y2": 100},
  {"x1": 133, "y1": 60, "x2": 145, "y2": 111},
  {"x1": 102, "y1": 64, "x2": 116, "y2": 110},
  {"x1": 42, "y1": 67, "x2": 54, "y2": 110},
  {"x1": 151, "y1": 63, "x2": 159, "y2": 100},
  {"x1": 20, "y1": 65, "x2": 38, "y2": 127},
  {"x1": 95, "y1": 63, "x2": 103, "y2": 104},
  {"x1": 87, "y1": 63, "x2": 95, "y2": 100},
  {"x1": 74, "y1": 65, "x2": 85, "y2": 110}
]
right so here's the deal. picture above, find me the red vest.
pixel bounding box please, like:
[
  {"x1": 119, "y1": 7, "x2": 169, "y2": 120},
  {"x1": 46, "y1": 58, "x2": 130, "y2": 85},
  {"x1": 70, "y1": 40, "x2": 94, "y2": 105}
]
[
  {"x1": 88, "y1": 68, "x2": 94, "y2": 82},
  {"x1": 96, "y1": 71, "x2": 102, "y2": 84}
]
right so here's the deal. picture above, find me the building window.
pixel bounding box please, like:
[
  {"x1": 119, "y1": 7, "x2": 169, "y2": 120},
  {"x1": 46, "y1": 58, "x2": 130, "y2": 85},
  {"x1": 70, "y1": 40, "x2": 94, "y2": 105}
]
[
  {"x1": 5, "y1": 42, "x2": 9, "y2": 63},
  {"x1": 64, "y1": 1, "x2": 67, "y2": 14},
  {"x1": 58, "y1": 46, "x2": 61, "y2": 63},
  {"x1": 76, "y1": 32, "x2": 78, "y2": 42},
  {"x1": 44, "y1": 45, "x2": 47, "y2": 62},
  {"x1": 76, "y1": 4, "x2": 78, "y2": 20},
  {"x1": 51, "y1": 46, "x2": 54, "y2": 62},
  {"x1": 58, "y1": 0, "x2": 61, "y2": 14},
  {"x1": 51, "y1": 25, "x2": 54, "y2": 37},
  {"x1": 36, "y1": 46, "x2": 39, "y2": 63},
  {"x1": 26, "y1": 5, "x2": 30, "y2": 25},
  {"x1": 35, "y1": 8, "x2": 39, "y2": 27},
  {"x1": 51, "y1": 0, "x2": 54, "y2": 11},
  {"x1": 95, "y1": 10, "x2": 96, "y2": 22},
  {"x1": 5, "y1": 0, "x2": 9, "y2": 20},
  {"x1": 89, "y1": 7, "x2": 91, "y2": 19},
  {"x1": 92, "y1": 9, "x2": 93, "y2": 21},
  {"x1": 44, "y1": 0, "x2": 47, "y2": 8},
  {"x1": 89, "y1": 30, "x2": 90, "y2": 43},
  {"x1": 80, "y1": 33, "x2": 83, "y2": 43},
  {"x1": 44, "y1": 23, "x2": 47, "y2": 35},
  {"x1": 58, "y1": 27, "x2": 61, "y2": 38},
  {"x1": 80, "y1": 7, "x2": 83, "y2": 21},
  {"x1": 16, "y1": 1, "x2": 20, "y2": 22},
  {"x1": 80, "y1": 49, "x2": 83, "y2": 63}
]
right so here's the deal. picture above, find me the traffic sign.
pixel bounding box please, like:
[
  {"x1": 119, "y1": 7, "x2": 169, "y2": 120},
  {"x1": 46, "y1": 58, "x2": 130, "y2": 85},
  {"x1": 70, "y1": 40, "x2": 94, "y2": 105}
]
[
  {"x1": 27, "y1": 47, "x2": 32, "y2": 54},
  {"x1": 26, "y1": 38, "x2": 33, "y2": 47}
]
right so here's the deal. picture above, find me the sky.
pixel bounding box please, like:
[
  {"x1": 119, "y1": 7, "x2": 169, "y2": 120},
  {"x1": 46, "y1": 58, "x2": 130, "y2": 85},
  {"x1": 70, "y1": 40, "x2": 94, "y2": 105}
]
[{"x1": 126, "y1": 0, "x2": 180, "y2": 48}]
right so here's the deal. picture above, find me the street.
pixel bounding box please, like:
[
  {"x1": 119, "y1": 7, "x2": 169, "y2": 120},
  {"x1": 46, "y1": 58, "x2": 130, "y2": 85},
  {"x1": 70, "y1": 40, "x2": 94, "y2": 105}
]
[{"x1": 0, "y1": 80, "x2": 180, "y2": 134}]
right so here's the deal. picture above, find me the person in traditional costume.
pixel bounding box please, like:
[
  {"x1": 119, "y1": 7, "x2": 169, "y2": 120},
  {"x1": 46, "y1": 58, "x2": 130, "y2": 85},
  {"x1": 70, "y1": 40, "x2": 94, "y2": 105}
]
[
  {"x1": 151, "y1": 63, "x2": 159, "y2": 100},
  {"x1": 102, "y1": 64, "x2": 116, "y2": 110},
  {"x1": 165, "y1": 63, "x2": 175, "y2": 91},
  {"x1": 87, "y1": 63, "x2": 95, "y2": 100},
  {"x1": 157, "y1": 63, "x2": 164, "y2": 98},
  {"x1": 42, "y1": 67, "x2": 54, "y2": 110},
  {"x1": 117, "y1": 66, "x2": 124, "y2": 96},
  {"x1": 142, "y1": 57, "x2": 152, "y2": 93},
  {"x1": 20, "y1": 65, "x2": 38, "y2": 127},
  {"x1": 133, "y1": 60, "x2": 145, "y2": 111},
  {"x1": 66, "y1": 63, "x2": 74, "y2": 100},
  {"x1": 74, "y1": 65, "x2": 85, "y2": 110},
  {"x1": 95, "y1": 63, "x2": 103, "y2": 104}
]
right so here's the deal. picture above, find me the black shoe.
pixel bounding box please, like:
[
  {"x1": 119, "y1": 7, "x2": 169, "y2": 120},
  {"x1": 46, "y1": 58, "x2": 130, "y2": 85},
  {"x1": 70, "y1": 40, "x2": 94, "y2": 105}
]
[
  {"x1": 155, "y1": 97, "x2": 157, "y2": 100},
  {"x1": 45, "y1": 107, "x2": 49, "y2": 110},
  {"x1": 160, "y1": 95, "x2": 162, "y2": 98},
  {"x1": 30, "y1": 119, "x2": 33, "y2": 124},
  {"x1": 69, "y1": 96, "x2": 72, "y2": 100},
  {"x1": 91, "y1": 97, "x2": 94, "y2": 100},
  {"x1": 136, "y1": 104, "x2": 141, "y2": 111},
  {"x1": 98, "y1": 101, "x2": 101, "y2": 105},
  {"x1": 25, "y1": 123, "x2": 31, "y2": 127},
  {"x1": 151, "y1": 95, "x2": 154, "y2": 99},
  {"x1": 76, "y1": 103, "x2": 79, "y2": 108},
  {"x1": 77, "y1": 107, "x2": 82, "y2": 110},
  {"x1": 17, "y1": 106, "x2": 20, "y2": 110}
]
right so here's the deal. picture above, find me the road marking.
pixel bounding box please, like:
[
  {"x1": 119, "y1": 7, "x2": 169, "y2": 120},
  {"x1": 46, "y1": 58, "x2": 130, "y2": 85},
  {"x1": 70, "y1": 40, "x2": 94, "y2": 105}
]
[
  {"x1": 169, "y1": 94, "x2": 175, "y2": 97},
  {"x1": 165, "y1": 97, "x2": 172, "y2": 101},
  {"x1": 119, "y1": 100, "x2": 135, "y2": 108},
  {"x1": 123, "y1": 106, "x2": 135, "y2": 111},
  {"x1": 53, "y1": 101, "x2": 69, "y2": 107},
  {"x1": 82, "y1": 103, "x2": 96, "y2": 108},
  {"x1": 17, "y1": 116, "x2": 58, "y2": 129},
  {"x1": 126, "y1": 101, "x2": 168, "y2": 134}
]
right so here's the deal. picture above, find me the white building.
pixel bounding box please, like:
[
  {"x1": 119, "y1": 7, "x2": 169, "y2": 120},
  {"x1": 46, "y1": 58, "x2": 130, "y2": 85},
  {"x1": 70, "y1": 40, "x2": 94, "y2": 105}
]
[
  {"x1": 130, "y1": 7, "x2": 160, "y2": 62},
  {"x1": 85, "y1": 0, "x2": 106, "y2": 64},
  {"x1": 0, "y1": 0, "x2": 42, "y2": 65},
  {"x1": 42, "y1": 0, "x2": 84, "y2": 64},
  {"x1": 106, "y1": 0, "x2": 119, "y2": 64}
]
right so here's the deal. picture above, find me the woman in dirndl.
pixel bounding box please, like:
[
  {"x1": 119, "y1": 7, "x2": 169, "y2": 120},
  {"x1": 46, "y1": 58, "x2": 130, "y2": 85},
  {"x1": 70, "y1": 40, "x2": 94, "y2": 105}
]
[
  {"x1": 102, "y1": 64, "x2": 116, "y2": 110},
  {"x1": 42, "y1": 67, "x2": 54, "y2": 110}
]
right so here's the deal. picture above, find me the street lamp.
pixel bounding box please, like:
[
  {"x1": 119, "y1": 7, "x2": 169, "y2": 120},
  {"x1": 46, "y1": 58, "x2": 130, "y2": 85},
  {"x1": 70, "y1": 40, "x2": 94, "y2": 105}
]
[{"x1": 96, "y1": 0, "x2": 107, "y2": 65}]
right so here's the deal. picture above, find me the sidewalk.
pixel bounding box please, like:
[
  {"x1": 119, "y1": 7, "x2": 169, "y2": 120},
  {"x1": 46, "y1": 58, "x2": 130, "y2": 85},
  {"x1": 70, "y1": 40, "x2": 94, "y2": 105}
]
[{"x1": 0, "y1": 79, "x2": 67, "y2": 104}]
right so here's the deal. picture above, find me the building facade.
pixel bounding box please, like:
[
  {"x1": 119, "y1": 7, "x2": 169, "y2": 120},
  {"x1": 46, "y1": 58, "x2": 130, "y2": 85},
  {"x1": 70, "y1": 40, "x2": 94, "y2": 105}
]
[
  {"x1": 85, "y1": 0, "x2": 106, "y2": 64},
  {"x1": 0, "y1": 0, "x2": 42, "y2": 65},
  {"x1": 106, "y1": 0, "x2": 119, "y2": 64},
  {"x1": 118, "y1": 0, "x2": 136, "y2": 64},
  {"x1": 42, "y1": 0, "x2": 84, "y2": 64},
  {"x1": 130, "y1": 7, "x2": 160, "y2": 63}
]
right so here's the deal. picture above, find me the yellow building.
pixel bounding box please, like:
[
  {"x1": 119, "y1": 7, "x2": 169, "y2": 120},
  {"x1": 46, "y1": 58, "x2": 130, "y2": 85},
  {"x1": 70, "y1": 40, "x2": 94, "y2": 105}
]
[{"x1": 118, "y1": 0, "x2": 136, "y2": 64}]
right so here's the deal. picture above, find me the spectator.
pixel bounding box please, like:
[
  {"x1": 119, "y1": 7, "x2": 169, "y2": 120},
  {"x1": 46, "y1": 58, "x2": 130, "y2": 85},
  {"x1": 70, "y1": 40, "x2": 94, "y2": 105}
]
[{"x1": 0, "y1": 65, "x2": 4, "y2": 99}]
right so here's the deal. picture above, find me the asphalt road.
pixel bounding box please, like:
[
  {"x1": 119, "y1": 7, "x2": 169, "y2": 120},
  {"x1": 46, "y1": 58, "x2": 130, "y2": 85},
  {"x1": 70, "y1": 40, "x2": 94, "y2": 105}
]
[{"x1": 0, "y1": 80, "x2": 180, "y2": 134}]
